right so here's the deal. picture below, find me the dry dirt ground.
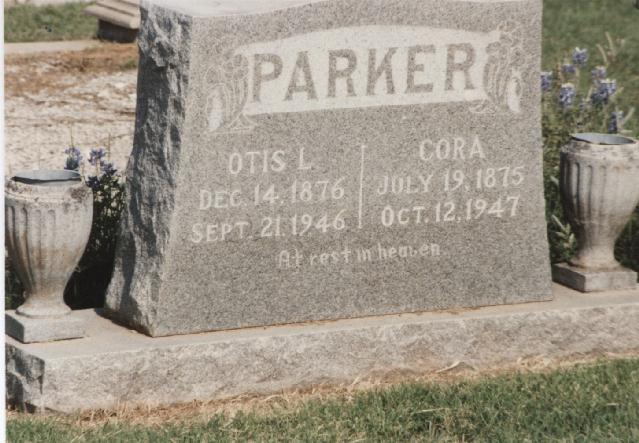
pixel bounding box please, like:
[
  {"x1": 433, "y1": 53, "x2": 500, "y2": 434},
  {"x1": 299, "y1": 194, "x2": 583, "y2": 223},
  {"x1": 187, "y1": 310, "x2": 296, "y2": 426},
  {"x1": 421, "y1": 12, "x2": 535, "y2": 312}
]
[{"x1": 5, "y1": 44, "x2": 139, "y2": 176}]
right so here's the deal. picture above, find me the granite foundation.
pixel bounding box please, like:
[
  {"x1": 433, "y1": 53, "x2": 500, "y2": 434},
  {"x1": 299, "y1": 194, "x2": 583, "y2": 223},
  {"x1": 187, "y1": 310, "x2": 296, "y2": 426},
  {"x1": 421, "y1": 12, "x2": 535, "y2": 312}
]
[{"x1": 7, "y1": 284, "x2": 639, "y2": 413}]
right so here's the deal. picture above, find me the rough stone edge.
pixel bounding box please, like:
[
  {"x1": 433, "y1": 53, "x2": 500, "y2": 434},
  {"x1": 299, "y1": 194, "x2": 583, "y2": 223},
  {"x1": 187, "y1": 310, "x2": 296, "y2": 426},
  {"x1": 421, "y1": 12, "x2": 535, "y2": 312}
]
[
  {"x1": 8, "y1": 299, "x2": 639, "y2": 413},
  {"x1": 6, "y1": 346, "x2": 45, "y2": 413},
  {"x1": 104, "y1": 3, "x2": 194, "y2": 336}
]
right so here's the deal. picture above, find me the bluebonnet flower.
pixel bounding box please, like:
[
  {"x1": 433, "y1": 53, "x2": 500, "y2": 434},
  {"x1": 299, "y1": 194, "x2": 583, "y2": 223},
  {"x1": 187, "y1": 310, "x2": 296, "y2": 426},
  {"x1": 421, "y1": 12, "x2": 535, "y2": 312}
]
[
  {"x1": 572, "y1": 47, "x2": 588, "y2": 67},
  {"x1": 541, "y1": 71, "x2": 553, "y2": 91},
  {"x1": 86, "y1": 175, "x2": 101, "y2": 191},
  {"x1": 608, "y1": 111, "x2": 623, "y2": 133},
  {"x1": 88, "y1": 148, "x2": 106, "y2": 166},
  {"x1": 559, "y1": 83, "x2": 576, "y2": 109},
  {"x1": 591, "y1": 66, "x2": 607, "y2": 81},
  {"x1": 64, "y1": 147, "x2": 83, "y2": 171},
  {"x1": 591, "y1": 79, "x2": 617, "y2": 105},
  {"x1": 600, "y1": 79, "x2": 617, "y2": 96},
  {"x1": 562, "y1": 63, "x2": 576, "y2": 75},
  {"x1": 100, "y1": 161, "x2": 118, "y2": 177}
]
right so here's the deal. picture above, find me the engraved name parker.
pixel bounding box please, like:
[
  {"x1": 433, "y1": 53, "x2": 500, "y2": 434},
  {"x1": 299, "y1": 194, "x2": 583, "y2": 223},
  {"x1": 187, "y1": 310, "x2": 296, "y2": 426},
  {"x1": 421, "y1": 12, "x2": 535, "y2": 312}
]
[{"x1": 206, "y1": 21, "x2": 525, "y2": 133}]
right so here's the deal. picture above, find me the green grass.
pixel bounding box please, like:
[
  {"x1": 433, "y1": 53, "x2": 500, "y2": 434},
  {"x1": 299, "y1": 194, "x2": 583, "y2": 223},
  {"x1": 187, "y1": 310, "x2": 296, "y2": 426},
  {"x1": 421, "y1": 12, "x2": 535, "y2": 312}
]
[
  {"x1": 4, "y1": 3, "x2": 97, "y2": 43},
  {"x1": 8, "y1": 359, "x2": 639, "y2": 442}
]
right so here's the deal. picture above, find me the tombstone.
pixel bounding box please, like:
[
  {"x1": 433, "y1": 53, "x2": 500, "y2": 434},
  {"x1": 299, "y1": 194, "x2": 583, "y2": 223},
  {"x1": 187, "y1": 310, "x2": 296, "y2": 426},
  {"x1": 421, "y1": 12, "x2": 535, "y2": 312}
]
[
  {"x1": 9, "y1": 0, "x2": 639, "y2": 414},
  {"x1": 85, "y1": 0, "x2": 140, "y2": 43},
  {"x1": 105, "y1": 0, "x2": 553, "y2": 337}
]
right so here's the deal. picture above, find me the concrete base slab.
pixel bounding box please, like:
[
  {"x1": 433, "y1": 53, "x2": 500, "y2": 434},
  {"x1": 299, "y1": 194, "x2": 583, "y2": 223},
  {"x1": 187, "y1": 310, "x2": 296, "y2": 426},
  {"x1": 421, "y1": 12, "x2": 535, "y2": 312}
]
[
  {"x1": 552, "y1": 263, "x2": 638, "y2": 292},
  {"x1": 85, "y1": 0, "x2": 140, "y2": 30},
  {"x1": 6, "y1": 284, "x2": 639, "y2": 413},
  {"x1": 5, "y1": 311, "x2": 86, "y2": 344}
]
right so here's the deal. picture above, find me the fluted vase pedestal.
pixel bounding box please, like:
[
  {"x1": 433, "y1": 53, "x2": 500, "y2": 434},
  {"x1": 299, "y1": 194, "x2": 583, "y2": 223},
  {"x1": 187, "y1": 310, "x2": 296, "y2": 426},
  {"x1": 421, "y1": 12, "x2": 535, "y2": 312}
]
[
  {"x1": 5, "y1": 171, "x2": 93, "y2": 343},
  {"x1": 552, "y1": 133, "x2": 639, "y2": 292}
]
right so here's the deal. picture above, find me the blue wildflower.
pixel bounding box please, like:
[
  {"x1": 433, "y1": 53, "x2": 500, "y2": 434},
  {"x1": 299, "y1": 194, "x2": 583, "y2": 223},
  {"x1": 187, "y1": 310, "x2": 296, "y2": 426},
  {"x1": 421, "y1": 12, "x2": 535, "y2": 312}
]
[
  {"x1": 559, "y1": 83, "x2": 576, "y2": 109},
  {"x1": 100, "y1": 161, "x2": 118, "y2": 177},
  {"x1": 562, "y1": 63, "x2": 576, "y2": 75},
  {"x1": 541, "y1": 71, "x2": 553, "y2": 91},
  {"x1": 591, "y1": 79, "x2": 617, "y2": 105},
  {"x1": 591, "y1": 66, "x2": 607, "y2": 81},
  {"x1": 88, "y1": 148, "x2": 106, "y2": 166},
  {"x1": 64, "y1": 147, "x2": 82, "y2": 171},
  {"x1": 572, "y1": 47, "x2": 588, "y2": 67},
  {"x1": 86, "y1": 175, "x2": 101, "y2": 191},
  {"x1": 608, "y1": 111, "x2": 623, "y2": 133},
  {"x1": 600, "y1": 79, "x2": 617, "y2": 96}
]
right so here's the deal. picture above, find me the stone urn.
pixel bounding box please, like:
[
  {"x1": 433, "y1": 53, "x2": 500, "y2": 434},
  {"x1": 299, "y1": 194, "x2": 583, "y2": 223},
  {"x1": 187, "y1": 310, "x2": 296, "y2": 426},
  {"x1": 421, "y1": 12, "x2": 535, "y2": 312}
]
[
  {"x1": 5, "y1": 170, "x2": 93, "y2": 319},
  {"x1": 553, "y1": 133, "x2": 639, "y2": 292}
]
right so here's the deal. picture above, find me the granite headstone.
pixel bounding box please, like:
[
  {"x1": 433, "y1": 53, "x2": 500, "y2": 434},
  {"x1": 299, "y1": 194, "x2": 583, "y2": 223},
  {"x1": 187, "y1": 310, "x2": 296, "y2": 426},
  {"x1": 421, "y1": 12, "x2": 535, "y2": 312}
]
[{"x1": 106, "y1": 0, "x2": 552, "y2": 336}]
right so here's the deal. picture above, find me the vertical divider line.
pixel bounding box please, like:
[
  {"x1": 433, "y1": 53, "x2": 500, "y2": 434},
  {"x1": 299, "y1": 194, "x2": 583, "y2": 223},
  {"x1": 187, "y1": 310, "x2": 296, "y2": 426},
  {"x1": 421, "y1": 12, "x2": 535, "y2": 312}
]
[{"x1": 358, "y1": 145, "x2": 366, "y2": 229}]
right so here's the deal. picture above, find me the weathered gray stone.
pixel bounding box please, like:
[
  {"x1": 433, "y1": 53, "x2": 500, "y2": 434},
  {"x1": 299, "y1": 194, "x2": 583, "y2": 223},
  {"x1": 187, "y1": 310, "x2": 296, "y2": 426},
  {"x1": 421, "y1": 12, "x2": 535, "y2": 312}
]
[
  {"x1": 553, "y1": 133, "x2": 639, "y2": 292},
  {"x1": 5, "y1": 311, "x2": 87, "y2": 344},
  {"x1": 5, "y1": 170, "x2": 93, "y2": 343},
  {"x1": 106, "y1": 0, "x2": 552, "y2": 336},
  {"x1": 85, "y1": 0, "x2": 141, "y2": 43},
  {"x1": 8, "y1": 284, "x2": 639, "y2": 413},
  {"x1": 552, "y1": 263, "x2": 638, "y2": 293},
  {"x1": 6, "y1": 171, "x2": 93, "y2": 320},
  {"x1": 85, "y1": 0, "x2": 140, "y2": 30},
  {"x1": 560, "y1": 134, "x2": 639, "y2": 270}
]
